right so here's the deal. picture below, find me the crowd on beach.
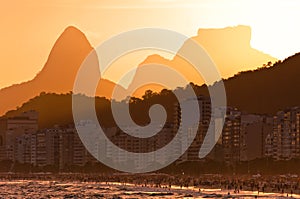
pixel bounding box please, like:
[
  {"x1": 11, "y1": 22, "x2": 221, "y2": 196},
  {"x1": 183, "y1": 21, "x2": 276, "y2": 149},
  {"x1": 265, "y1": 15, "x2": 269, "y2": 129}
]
[{"x1": 0, "y1": 173, "x2": 299, "y2": 197}]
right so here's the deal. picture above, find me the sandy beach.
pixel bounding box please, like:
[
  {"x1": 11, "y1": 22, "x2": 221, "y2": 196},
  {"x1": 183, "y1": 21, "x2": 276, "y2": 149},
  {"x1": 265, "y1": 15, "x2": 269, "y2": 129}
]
[{"x1": 0, "y1": 173, "x2": 299, "y2": 198}]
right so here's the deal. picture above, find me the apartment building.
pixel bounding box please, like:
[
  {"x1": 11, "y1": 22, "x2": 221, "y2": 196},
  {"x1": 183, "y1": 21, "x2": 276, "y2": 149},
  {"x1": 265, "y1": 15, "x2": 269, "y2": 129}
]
[
  {"x1": 270, "y1": 107, "x2": 300, "y2": 160},
  {"x1": 0, "y1": 110, "x2": 38, "y2": 161}
]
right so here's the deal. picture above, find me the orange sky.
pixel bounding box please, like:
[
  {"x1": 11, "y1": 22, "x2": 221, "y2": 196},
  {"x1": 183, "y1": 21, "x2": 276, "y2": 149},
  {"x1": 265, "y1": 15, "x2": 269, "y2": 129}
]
[{"x1": 0, "y1": 0, "x2": 299, "y2": 89}]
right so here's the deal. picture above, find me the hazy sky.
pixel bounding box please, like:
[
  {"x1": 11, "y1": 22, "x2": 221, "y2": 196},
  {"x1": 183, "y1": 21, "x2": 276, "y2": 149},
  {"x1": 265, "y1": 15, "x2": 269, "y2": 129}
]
[{"x1": 0, "y1": 0, "x2": 299, "y2": 89}]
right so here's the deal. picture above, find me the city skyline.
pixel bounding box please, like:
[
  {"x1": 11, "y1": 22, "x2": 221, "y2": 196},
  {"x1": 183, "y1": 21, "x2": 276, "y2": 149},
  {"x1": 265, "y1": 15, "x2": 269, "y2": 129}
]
[{"x1": 1, "y1": 99, "x2": 300, "y2": 171}]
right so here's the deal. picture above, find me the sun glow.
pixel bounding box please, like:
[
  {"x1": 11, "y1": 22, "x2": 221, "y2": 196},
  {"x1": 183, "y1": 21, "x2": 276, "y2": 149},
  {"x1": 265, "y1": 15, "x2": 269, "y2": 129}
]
[{"x1": 0, "y1": 0, "x2": 299, "y2": 89}]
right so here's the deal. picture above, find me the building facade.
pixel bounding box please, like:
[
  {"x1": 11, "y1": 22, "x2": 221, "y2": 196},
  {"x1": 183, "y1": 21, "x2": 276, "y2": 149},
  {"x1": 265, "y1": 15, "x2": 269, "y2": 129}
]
[
  {"x1": 268, "y1": 107, "x2": 300, "y2": 160},
  {"x1": 0, "y1": 110, "x2": 38, "y2": 162}
]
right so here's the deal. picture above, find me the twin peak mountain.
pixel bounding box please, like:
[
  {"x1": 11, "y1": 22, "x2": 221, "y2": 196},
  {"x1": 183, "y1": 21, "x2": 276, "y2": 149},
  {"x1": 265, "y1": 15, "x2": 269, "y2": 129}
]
[{"x1": 0, "y1": 25, "x2": 278, "y2": 115}]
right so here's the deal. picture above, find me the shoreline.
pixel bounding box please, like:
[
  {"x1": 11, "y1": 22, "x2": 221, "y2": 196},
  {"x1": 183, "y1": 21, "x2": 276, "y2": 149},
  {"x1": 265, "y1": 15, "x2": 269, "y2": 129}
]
[
  {"x1": 1, "y1": 179, "x2": 299, "y2": 199},
  {"x1": 0, "y1": 172, "x2": 299, "y2": 196}
]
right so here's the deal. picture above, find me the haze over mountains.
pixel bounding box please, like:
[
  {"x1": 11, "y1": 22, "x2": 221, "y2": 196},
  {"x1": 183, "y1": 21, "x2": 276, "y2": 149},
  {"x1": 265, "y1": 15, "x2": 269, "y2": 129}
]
[
  {"x1": 139, "y1": 25, "x2": 276, "y2": 82},
  {"x1": 0, "y1": 25, "x2": 278, "y2": 115},
  {"x1": 0, "y1": 27, "x2": 125, "y2": 115},
  {"x1": 5, "y1": 52, "x2": 300, "y2": 129},
  {"x1": 128, "y1": 25, "x2": 276, "y2": 96}
]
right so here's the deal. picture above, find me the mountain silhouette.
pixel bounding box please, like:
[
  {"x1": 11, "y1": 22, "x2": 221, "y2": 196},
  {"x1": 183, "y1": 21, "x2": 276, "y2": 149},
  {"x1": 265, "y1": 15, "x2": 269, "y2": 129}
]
[
  {"x1": 4, "y1": 52, "x2": 300, "y2": 128},
  {"x1": 0, "y1": 25, "x2": 283, "y2": 115},
  {"x1": 128, "y1": 25, "x2": 277, "y2": 97},
  {"x1": 5, "y1": 93, "x2": 114, "y2": 129},
  {"x1": 0, "y1": 26, "x2": 125, "y2": 115},
  {"x1": 190, "y1": 25, "x2": 277, "y2": 78},
  {"x1": 222, "y1": 53, "x2": 300, "y2": 114}
]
